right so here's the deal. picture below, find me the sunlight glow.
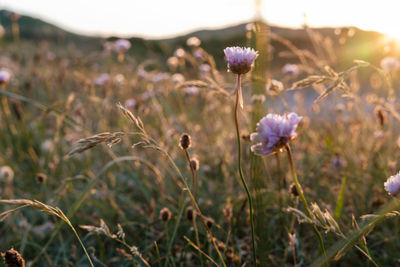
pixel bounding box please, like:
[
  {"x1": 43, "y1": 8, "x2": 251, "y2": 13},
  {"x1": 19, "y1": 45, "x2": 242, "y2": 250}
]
[{"x1": 0, "y1": 0, "x2": 399, "y2": 39}]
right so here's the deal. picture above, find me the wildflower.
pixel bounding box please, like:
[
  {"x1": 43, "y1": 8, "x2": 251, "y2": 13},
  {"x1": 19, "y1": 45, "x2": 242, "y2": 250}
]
[
  {"x1": 380, "y1": 56, "x2": 400, "y2": 73},
  {"x1": 184, "y1": 86, "x2": 200, "y2": 96},
  {"x1": 114, "y1": 74, "x2": 125, "y2": 87},
  {"x1": 150, "y1": 72, "x2": 170, "y2": 83},
  {"x1": 167, "y1": 56, "x2": 179, "y2": 69},
  {"x1": 171, "y1": 73, "x2": 185, "y2": 84},
  {"x1": 266, "y1": 79, "x2": 284, "y2": 95},
  {"x1": 124, "y1": 98, "x2": 137, "y2": 110},
  {"x1": 282, "y1": 64, "x2": 299, "y2": 75},
  {"x1": 140, "y1": 90, "x2": 155, "y2": 101},
  {"x1": 40, "y1": 139, "x2": 54, "y2": 153},
  {"x1": 160, "y1": 207, "x2": 172, "y2": 222},
  {"x1": 0, "y1": 25, "x2": 5, "y2": 38},
  {"x1": 179, "y1": 133, "x2": 191, "y2": 150},
  {"x1": 174, "y1": 48, "x2": 185, "y2": 58},
  {"x1": 199, "y1": 63, "x2": 211, "y2": 73},
  {"x1": 384, "y1": 171, "x2": 400, "y2": 196},
  {"x1": 223, "y1": 46, "x2": 258, "y2": 75},
  {"x1": 93, "y1": 73, "x2": 110, "y2": 86},
  {"x1": 332, "y1": 153, "x2": 346, "y2": 169},
  {"x1": 0, "y1": 166, "x2": 14, "y2": 183},
  {"x1": 193, "y1": 49, "x2": 204, "y2": 59},
  {"x1": 137, "y1": 69, "x2": 147, "y2": 78},
  {"x1": 0, "y1": 70, "x2": 11, "y2": 85},
  {"x1": 250, "y1": 112, "x2": 302, "y2": 155},
  {"x1": 113, "y1": 39, "x2": 131, "y2": 53},
  {"x1": 186, "y1": 36, "x2": 201, "y2": 47}
]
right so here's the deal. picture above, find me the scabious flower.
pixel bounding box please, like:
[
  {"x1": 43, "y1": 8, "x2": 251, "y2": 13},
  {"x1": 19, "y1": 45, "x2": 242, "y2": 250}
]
[
  {"x1": 184, "y1": 86, "x2": 200, "y2": 96},
  {"x1": 113, "y1": 39, "x2": 131, "y2": 53},
  {"x1": 93, "y1": 73, "x2": 110, "y2": 86},
  {"x1": 384, "y1": 171, "x2": 400, "y2": 196},
  {"x1": 250, "y1": 112, "x2": 302, "y2": 155},
  {"x1": 186, "y1": 36, "x2": 201, "y2": 47},
  {"x1": 0, "y1": 165, "x2": 14, "y2": 183},
  {"x1": 0, "y1": 70, "x2": 11, "y2": 85},
  {"x1": 380, "y1": 56, "x2": 400, "y2": 73},
  {"x1": 125, "y1": 98, "x2": 137, "y2": 110},
  {"x1": 167, "y1": 56, "x2": 179, "y2": 69},
  {"x1": 282, "y1": 64, "x2": 299, "y2": 75},
  {"x1": 266, "y1": 79, "x2": 284, "y2": 95},
  {"x1": 171, "y1": 73, "x2": 185, "y2": 84},
  {"x1": 174, "y1": 48, "x2": 185, "y2": 58},
  {"x1": 224, "y1": 47, "x2": 259, "y2": 75}
]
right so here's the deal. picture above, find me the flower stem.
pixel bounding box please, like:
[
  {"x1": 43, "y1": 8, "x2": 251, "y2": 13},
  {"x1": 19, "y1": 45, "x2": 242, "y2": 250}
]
[
  {"x1": 285, "y1": 144, "x2": 328, "y2": 266},
  {"x1": 234, "y1": 74, "x2": 257, "y2": 265}
]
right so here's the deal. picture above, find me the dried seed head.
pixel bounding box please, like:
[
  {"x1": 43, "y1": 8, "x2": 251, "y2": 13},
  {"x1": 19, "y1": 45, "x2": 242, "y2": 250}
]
[
  {"x1": 374, "y1": 107, "x2": 387, "y2": 128},
  {"x1": 35, "y1": 173, "x2": 47, "y2": 184},
  {"x1": 186, "y1": 206, "x2": 195, "y2": 222},
  {"x1": 223, "y1": 202, "x2": 233, "y2": 222},
  {"x1": 160, "y1": 207, "x2": 172, "y2": 222},
  {"x1": 1, "y1": 248, "x2": 25, "y2": 267},
  {"x1": 217, "y1": 240, "x2": 226, "y2": 251},
  {"x1": 0, "y1": 166, "x2": 14, "y2": 183},
  {"x1": 205, "y1": 217, "x2": 214, "y2": 229},
  {"x1": 179, "y1": 133, "x2": 191, "y2": 150},
  {"x1": 190, "y1": 158, "x2": 199, "y2": 171},
  {"x1": 289, "y1": 183, "x2": 298, "y2": 197}
]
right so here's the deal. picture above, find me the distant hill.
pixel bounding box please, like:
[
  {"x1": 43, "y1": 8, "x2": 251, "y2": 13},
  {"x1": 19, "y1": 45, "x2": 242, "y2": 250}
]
[{"x1": 0, "y1": 9, "x2": 389, "y2": 69}]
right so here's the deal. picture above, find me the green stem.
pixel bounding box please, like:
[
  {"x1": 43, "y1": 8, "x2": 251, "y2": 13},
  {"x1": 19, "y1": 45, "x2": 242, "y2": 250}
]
[
  {"x1": 285, "y1": 144, "x2": 328, "y2": 266},
  {"x1": 234, "y1": 74, "x2": 257, "y2": 265}
]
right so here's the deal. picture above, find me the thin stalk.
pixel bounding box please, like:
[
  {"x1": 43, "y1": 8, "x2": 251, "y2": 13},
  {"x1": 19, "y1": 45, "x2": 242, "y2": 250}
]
[
  {"x1": 285, "y1": 144, "x2": 328, "y2": 265},
  {"x1": 192, "y1": 214, "x2": 204, "y2": 266},
  {"x1": 184, "y1": 149, "x2": 197, "y2": 195},
  {"x1": 233, "y1": 74, "x2": 257, "y2": 265}
]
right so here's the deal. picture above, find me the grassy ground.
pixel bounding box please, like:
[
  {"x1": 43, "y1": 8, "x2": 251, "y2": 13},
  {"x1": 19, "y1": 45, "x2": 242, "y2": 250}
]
[{"x1": 1, "y1": 23, "x2": 400, "y2": 267}]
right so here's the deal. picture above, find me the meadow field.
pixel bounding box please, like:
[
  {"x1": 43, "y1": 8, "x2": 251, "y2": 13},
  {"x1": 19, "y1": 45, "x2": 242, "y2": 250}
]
[{"x1": 1, "y1": 11, "x2": 400, "y2": 267}]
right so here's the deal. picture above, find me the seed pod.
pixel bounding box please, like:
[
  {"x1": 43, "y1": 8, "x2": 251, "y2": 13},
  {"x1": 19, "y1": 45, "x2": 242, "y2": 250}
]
[
  {"x1": 179, "y1": 133, "x2": 191, "y2": 150},
  {"x1": 289, "y1": 183, "x2": 298, "y2": 197},
  {"x1": 186, "y1": 206, "x2": 195, "y2": 222},
  {"x1": 35, "y1": 173, "x2": 47, "y2": 184},
  {"x1": 206, "y1": 217, "x2": 214, "y2": 229},
  {"x1": 1, "y1": 248, "x2": 25, "y2": 267},
  {"x1": 190, "y1": 158, "x2": 199, "y2": 171},
  {"x1": 160, "y1": 207, "x2": 171, "y2": 222}
]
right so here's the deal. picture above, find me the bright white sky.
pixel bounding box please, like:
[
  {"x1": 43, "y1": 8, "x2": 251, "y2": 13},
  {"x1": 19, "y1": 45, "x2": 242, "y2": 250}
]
[{"x1": 0, "y1": 0, "x2": 399, "y2": 39}]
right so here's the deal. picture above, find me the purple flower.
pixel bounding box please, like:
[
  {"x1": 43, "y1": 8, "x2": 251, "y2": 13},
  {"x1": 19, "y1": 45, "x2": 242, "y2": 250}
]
[
  {"x1": 0, "y1": 70, "x2": 11, "y2": 85},
  {"x1": 125, "y1": 98, "x2": 137, "y2": 110},
  {"x1": 224, "y1": 47, "x2": 258, "y2": 75},
  {"x1": 381, "y1": 57, "x2": 400, "y2": 73},
  {"x1": 384, "y1": 171, "x2": 400, "y2": 196},
  {"x1": 250, "y1": 112, "x2": 302, "y2": 155},
  {"x1": 282, "y1": 64, "x2": 299, "y2": 76},
  {"x1": 186, "y1": 36, "x2": 201, "y2": 47},
  {"x1": 93, "y1": 73, "x2": 110, "y2": 86},
  {"x1": 113, "y1": 39, "x2": 131, "y2": 53}
]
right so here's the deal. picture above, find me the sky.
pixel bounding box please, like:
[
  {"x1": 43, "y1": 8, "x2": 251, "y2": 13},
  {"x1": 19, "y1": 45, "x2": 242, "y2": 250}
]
[{"x1": 0, "y1": 0, "x2": 399, "y2": 39}]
